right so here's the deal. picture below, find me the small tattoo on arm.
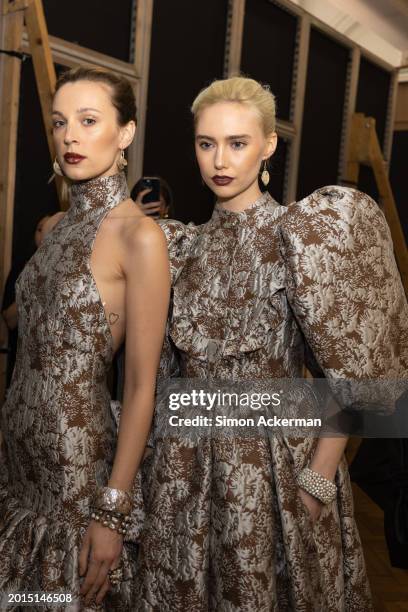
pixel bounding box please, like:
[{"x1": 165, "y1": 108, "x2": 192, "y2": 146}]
[{"x1": 108, "y1": 312, "x2": 120, "y2": 325}]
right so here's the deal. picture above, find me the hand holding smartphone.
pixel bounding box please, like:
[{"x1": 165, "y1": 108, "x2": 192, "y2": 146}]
[
  {"x1": 131, "y1": 177, "x2": 161, "y2": 219},
  {"x1": 136, "y1": 177, "x2": 161, "y2": 204}
]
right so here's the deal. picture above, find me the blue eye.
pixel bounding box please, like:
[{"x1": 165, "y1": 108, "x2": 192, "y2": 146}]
[
  {"x1": 199, "y1": 141, "x2": 213, "y2": 150},
  {"x1": 231, "y1": 141, "x2": 246, "y2": 150},
  {"x1": 53, "y1": 120, "x2": 65, "y2": 129}
]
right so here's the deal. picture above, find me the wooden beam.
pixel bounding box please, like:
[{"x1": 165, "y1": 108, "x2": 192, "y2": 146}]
[
  {"x1": 20, "y1": 32, "x2": 140, "y2": 79},
  {"x1": 344, "y1": 113, "x2": 367, "y2": 184},
  {"x1": 0, "y1": 6, "x2": 24, "y2": 401},
  {"x1": 383, "y1": 69, "x2": 399, "y2": 163},
  {"x1": 286, "y1": 14, "x2": 310, "y2": 203},
  {"x1": 224, "y1": 0, "x2": 246, "y2": 77},
  {"x1": 130, "y1": 0, "x2": 154, "y2": 185},
  {"x1": 3, "y1": 0, "x2": 29, "y2": 14},
  {"x1": 24, "y1": 0, "x2": 56, "y2": 160}
]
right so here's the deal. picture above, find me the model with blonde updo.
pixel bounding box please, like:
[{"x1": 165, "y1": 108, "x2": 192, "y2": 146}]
[{"x1": 135, "y1": 76, "x2": 408, "y2": 611}]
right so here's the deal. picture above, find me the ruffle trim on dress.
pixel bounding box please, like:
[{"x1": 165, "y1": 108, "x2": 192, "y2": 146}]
[{"x1": 169, "y1": 293, "x2": 287, "y2": 363}]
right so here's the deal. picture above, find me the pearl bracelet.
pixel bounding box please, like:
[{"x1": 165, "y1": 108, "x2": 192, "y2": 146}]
[
  {"x1": 297, "y1": 467, "x2": 337, "y2": 505},
  {"x1": 90, "y1": 507, "x2": 131, "y2": 535}
]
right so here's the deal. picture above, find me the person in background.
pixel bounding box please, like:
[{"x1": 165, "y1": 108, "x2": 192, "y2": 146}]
[
  {"x1": 1, "y1": 215, "x2": 50, "y2": 388},
  {"x1": 131, "y1": 176, "x2": 174, "y2": 220}
]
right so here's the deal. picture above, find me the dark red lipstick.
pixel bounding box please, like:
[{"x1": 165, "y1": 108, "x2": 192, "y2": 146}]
[
  {"x1": 64, "y1": 153, "x2": 86, "y2": 164},
  {"x1": 212, "y1": 175, "x2": 234, "y2": 186}
]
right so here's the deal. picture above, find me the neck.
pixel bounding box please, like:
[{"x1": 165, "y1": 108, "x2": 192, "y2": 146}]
[
  {"x1": 217, "y1": 180, "x2": 263, "y2": 213},
  {"x1": 70, "y1": 171, "x2": 129, "y2": 214}
]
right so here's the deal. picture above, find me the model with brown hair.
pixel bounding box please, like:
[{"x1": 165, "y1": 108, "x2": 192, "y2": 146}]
[{"x1": 0, "y1": 67, "x2": 170, "y2": 610}]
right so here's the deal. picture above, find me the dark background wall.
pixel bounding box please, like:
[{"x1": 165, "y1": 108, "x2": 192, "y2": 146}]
[
  {"x1": 143, "y1": 0, "x2": 228, "y2": 225},
  {"x1": 43, "y1": 0, "x2": 134, "y2": 61},
  {"x1": 390, "y1": 130, "x2": 408, "y2": 244},
  {"x1": 240, "y1": 0, "x2": 297, "y2": 204},
  {"x1": 296, "y1": 28, "x2": 349, "y2": 200}
]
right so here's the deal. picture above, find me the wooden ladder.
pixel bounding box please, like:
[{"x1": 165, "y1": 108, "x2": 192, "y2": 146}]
[
  {"x1": 0, "y1": 0, "x2": 62, "y2": 401},
  {"x1": 1, "y1": 0, "x2": 63, "y2": 204},
  {"x1": 344, "y1": 112, "x2": 408, "y2": 295}
]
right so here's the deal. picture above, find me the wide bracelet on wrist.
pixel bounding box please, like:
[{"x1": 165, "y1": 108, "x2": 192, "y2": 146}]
[
  {"x1": 297, "y1": 467, "x2": 337, "y2": 505},
  {"x1": 92, "y1": 486, "x2": 132, "y2": 515},
  {"x1": 90, "y1": 507, "x2": 131, "y2": 535}
]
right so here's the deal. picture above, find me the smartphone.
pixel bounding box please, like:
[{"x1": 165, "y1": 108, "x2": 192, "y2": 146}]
[{"x1": 133, "y1": 177, "x2": 161, "y2": 204}]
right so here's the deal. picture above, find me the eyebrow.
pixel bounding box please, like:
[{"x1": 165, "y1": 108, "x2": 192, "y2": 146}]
[
  {"x1": 51, "y1": 107, "x2": 102, "y2": 116},
  {"x1": 196, "y1": 134, "x2": 252, "y2": 141}
]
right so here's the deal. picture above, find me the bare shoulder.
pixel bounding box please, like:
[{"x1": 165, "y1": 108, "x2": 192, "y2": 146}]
[
  {"x1": 122, "y1": 215, "x2": 168, "y2": 254},
  {"x1": 42, "y1": 211, "x2": 66, "y2": 239}
]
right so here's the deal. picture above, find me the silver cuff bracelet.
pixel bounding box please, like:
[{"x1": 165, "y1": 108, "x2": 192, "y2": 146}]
[{"x1": 92, "y1": 486, "x2": 132, "y2": 515}]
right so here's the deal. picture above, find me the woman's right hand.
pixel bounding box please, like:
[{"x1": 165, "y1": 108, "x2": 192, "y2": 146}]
[{"x1": 134, "y1": 188, "x2": 161, "y2": 218}]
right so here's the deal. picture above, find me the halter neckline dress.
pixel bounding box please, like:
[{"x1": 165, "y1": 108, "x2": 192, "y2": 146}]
[{"x1": 0, "y1": 172, "x2": 138, "y2": 611}]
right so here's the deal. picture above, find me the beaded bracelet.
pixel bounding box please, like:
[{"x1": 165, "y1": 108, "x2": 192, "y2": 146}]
[
  {"x1": 90, "y1": 507, "x2": 131, "y2": 535},
  {"x1": 297, "y1": 467, "x2": 337, "y2": 505}
]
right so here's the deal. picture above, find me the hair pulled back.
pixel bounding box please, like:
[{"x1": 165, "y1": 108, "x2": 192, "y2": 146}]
[
  {"x1": 191, "y1": 76, "x2": 276, "y2": 135},
  {"x1": 55, "y1": 67, "x2": 137, "y2": 126}
]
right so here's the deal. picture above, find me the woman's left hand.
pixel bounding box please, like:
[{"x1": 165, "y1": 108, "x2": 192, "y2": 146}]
[
  {"x1": 79, "y1": 520, "x2": 123, "y2": 605},
  {"x1": 298, "y1": 487, "x2": 324, "y2": 524}
]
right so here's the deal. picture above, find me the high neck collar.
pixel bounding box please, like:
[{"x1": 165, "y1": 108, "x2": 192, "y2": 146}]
[
  {"x1": 70, "y1": 172, "x2": 129, "y2": 214},
  {"x1": 211, "y1": 191, "x2": 275, "y2": 225}
]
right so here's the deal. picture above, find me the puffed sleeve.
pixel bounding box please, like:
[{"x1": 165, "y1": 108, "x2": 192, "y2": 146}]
[
  {"x1": 279, "y1": 186, "x2": 408, "y2": 414},
  {"x1": 157, "y1": 219, "x2": 200, "y2": 287}
]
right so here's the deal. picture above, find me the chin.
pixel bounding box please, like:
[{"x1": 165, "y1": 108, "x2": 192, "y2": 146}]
[
  {"x1": 206, "y1": 182, "x2": 236, "y2": 199},
  {"x1": 62, "y1": 165, "x2": 98, "y2": 182},
  {"x1": 61, "y1": 166, "x2": 84, "y2": 181}
]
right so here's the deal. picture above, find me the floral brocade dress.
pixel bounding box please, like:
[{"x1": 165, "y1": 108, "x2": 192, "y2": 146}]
[
  {"x1": 136, "y1": 187, "x2": 408, "y2": 611},
  {"x1": 0, "y1": 173, "x2": 141, "y2": 611}
]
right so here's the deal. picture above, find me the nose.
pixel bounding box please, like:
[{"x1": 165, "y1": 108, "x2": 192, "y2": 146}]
[
  {"x1": 214, "y1": 145, "x2": 227, "y2": 171},
  {"x1": 63, "y1": 122, "x2": 79, "y2": 146}
]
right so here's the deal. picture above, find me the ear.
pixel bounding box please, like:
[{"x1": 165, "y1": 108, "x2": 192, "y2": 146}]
[
  {"x1": 263, "y1": 131, "x2": 278, "y2": 160},
  {"x1": 119, "y1": 120, "x2": 136, "y2": 150}
]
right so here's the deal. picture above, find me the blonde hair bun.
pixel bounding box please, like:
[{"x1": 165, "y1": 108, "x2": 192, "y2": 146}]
[{"x1": 191, "y1": 76, "x2": 276, "y2": 135}]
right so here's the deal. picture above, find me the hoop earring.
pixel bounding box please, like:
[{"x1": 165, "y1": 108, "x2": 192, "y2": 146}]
[
  {"x1": 53, "y1": 157, "x2": 63, "y2": 176},
  {"x1": 117, "y1": 149, "x2": 128, "y2": 171},
  {"x1": 261, "y1": 159, "x2": 270, "y2": 187}
]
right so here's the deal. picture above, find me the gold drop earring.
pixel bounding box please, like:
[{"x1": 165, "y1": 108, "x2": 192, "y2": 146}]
[
  {"x1": 117, "y1": 149, "x2": 128, "y2": 171},
  {"x1": 261, "y1": 159, "x2": 270, "y2": 187},
  {"x1": 53, "y1": 158, "x2": 63, "y2": 176}
]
